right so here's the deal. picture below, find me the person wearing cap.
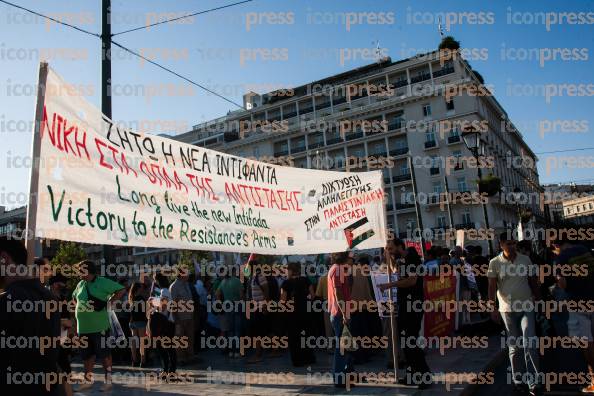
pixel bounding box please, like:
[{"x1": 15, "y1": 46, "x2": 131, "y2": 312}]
[{"x1": 488, "y1": 232, "x2": 541, "y2": 396}]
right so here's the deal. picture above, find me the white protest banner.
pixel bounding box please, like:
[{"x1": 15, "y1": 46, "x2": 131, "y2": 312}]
[
  {"x1": 370, "y1": 270, "x2": 398, "y2": 318},
  {"x1": 31, "y1": 67, "x2": 387, "y2": 255}
]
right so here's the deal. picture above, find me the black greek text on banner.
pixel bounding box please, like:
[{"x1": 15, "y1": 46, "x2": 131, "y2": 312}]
[{"x1": 32, "y1": 67, "x2": 387, "y2": 254}]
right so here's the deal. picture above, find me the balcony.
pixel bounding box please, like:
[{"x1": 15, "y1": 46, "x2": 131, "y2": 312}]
[
  {"x1": 393, "y1": 79, "x2": 408, "y2": 89},
  {"x1": 370, "y1": 150, "x2": 388, "y2": 157},
  {"x1": 430, "y1": 167, "x2": 440, "y2": 175},
  {"x1": 316, "y1": 101, "x2": 331, "y2": 110},
  {"x1": 308, "y1": 141, "x2": 324, "y2": 149},
  {"x1": 432, "y1": 66, "x2": 455, "y2": 78},
  {"x1": 395, "y1": 203, "x2": 415, "y2": 210},
  {"x1": 424, "y1": 140, "x2": 437, "y2": 149},
  {"x1": 346, "y1": 131, "x2": 364, "y2": 141},
  {"x1": 283, "y1": 111, "x2": 297, "y2": 119},
  {"x1": 326, "y1": 137, "x2": 343, "y2": 145},
  {"x1": 411, "y1": 72, "x2": 431, "y2": 83},
  {"x1": 392, "y1": 173, "x2": 412, "y2": 183},
  {"x1": 333, "y1": 96, "x2": 347, "y2": 105},
  {"x1": 292, "y1": 145, "x2": 306, "y2": 154},
  {"x1": 224, "y1": 132, "x2": 240, "y2": 142},
  {"x1": 388, "y1": 120, "x2": 404, "y2": 131},
  {"x1": 455, "y1": 222, "x2": 475, "y2": 230},
  {"x1": 299, "y1": 106, "x2": 314, "y2": 115},
  {"x1": 389, "y1": 147, "x2": 409, "y2": 156},
  {"x1": 448, "y1": 135, "x2": 461, "y2": 144}
]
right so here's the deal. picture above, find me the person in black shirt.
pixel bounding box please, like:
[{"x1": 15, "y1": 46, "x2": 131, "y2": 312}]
[
  {"x1": 281, "y1": 261, "x2": 316, "y2": 367},
  {"x1": 379, "y1": 239, "x2": 431, "y2": 390},
  {"x1": 0, "y1": 238, "x2": 63, "y2": 396}
]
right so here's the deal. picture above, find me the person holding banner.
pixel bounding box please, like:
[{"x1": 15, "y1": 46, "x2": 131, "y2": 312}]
[
  {"x1": 379, "y1": 239, "x2": 432, "y2": 390},
  {"x1": 327, "y1": 251, "x2": 354, "y2": 388},
  {"x1": 72, "y1": 260, "x2": 125, "y2": 392}
]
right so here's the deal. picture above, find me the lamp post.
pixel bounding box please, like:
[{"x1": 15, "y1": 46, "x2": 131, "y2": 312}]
[{"x1": 462, "y1": 126, "x2": 494, "y2": 257}]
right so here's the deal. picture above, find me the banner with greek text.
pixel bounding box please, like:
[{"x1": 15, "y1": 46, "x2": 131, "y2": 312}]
[{"x1": 33, "y1": 67, "x2": 387, "y2": 254}]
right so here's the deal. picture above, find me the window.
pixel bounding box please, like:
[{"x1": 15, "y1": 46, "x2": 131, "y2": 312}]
[
  {"x1": 452, "y1": 150, "x2": 463, "y2": 170},
  {"x1": 457, "y1": 177, "x2": 467, "y2": 192},
  {"x1": 253, "y1": 147, "x2": 260, "y2": 157},
  {"x1": 462, "y1": 210, "x2": 472, "y2": 225},
  {"x1": 426, "y1": 129, "x2": 436, "y2": 143},
  {"x1": 446, "y1": 98, "x2": 455, "y2": 111},
  {"x1": 400, "y1": 163, "x2": 409, "y2": 175},
  {"x1": 422, "y1": 104, "x2": 432, "y2": 117},
  {"x1": 430, "y1": 156, "x2": 440, "y2": 175},
  {"x1": 433, "y1": 182, "x2": 443, "y2": 194},
  {"x1": 437, "y1": 216, "x2": 447, "y2": 229}
]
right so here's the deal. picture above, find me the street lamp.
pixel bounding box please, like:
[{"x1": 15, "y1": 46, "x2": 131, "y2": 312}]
[{"x1": 462, "y1": 126, "x2": 494, "y2": 257}]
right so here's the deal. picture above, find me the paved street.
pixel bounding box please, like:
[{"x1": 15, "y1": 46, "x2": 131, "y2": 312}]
[{"x1": 69, "y1": 335, "x2": 503, "y2": 396}]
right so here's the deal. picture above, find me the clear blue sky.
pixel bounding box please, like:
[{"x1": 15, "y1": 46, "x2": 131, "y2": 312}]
[{"x1": 1, "y1": 0, "x2": 593, "y2": 209}]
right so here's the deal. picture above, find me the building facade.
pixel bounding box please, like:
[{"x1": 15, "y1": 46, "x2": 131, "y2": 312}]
[{"x1": 133, "y1": 49, "x2": 543, "y2": 262}]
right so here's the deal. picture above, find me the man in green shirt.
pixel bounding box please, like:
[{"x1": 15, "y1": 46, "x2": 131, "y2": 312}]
[{"x1": 72, "y1": 260, "x2": 125, "y2": 392}]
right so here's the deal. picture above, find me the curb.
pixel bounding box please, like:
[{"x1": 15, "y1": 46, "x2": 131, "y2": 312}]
[{"x1": 458, "y1": 349, "x2": 507, "y2": 396}]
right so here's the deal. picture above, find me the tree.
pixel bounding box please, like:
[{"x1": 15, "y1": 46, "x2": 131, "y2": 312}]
[
  {"x1": 438, "y1": 36, "x2": 460, "y2": 51},
  {"x1": 50, "y1": 241, "x2": 87, "y2": 290}
]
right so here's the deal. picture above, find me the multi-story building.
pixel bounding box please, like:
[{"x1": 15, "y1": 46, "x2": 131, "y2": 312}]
[
  {"x1": 0, "y1": 205, "x2": 57, "y2": 258},
  {"x1": 562, "y1": 194, "x2": 594, "y2": 226},
  {"x1": 543, "y1": 184, "x2": 594, "y2": 226},
  {"x1": 133, "y1": 49, "x2": 543, "y2": 261}
]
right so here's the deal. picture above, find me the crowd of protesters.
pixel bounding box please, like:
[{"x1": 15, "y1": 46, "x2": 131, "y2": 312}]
[{"x1": 1, "y1": 233, "x2": 594, "y2": 395}]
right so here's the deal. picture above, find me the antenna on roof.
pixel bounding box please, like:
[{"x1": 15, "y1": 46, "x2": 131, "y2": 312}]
[
  {"x1": 438, "y1": 16, "x2": 445, "y2": 38},
  {"x1": 373, "y1": 40, "x2": 382, "y2": 63}
]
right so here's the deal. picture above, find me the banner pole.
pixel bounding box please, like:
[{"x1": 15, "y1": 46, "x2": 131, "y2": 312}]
[
  {"x1": 25, "y1": 62, "x2": 49, "y2": 267},
  {"x1": 380, "y1": 174, "x2": 398, "y2": 383}
]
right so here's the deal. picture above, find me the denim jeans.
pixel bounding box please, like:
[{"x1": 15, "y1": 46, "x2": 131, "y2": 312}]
[
  {"x1": 501, "y1": 311, "x2": 539, "y2": 389},
  {"x1": 330, "y1": 314, "x2": 353, "y2": 385}
]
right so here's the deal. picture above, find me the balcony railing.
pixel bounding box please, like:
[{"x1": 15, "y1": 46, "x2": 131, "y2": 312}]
[
  {"x1": 370, "y1": 150, "x2": 387, "y2": 157},
  {"x1": 316, "y1": 101, "x2": 331, "y2": 110},
  {"x1": 392, "y1": 173, "x2": 412, "y2": 183},
  {"x1": 333, "y1": 96, "x2": 347, "y2": 105},
  {"x1": 455, "y1": 222, "x2": 475, "y2": 230},
  {"x1": 299, "y1": 107, "x2": 314, "y2": 115},
  {"x1": 389, "y1": 147, "x2": 409, "y2": 156},
  {"x1": 393, "y1": 79, "x2": 408, "y2": 88},
  {"x1": 283, "y1": 111, "x2": 297, "y2": 119},
  {"x1": 448, "y1": 135, "x2": 461, "y2": 144},
  {"x1": 388, "y1": 120, "x2": 404, "y2": 131},
  {"x1": 411, "y1": 72, "x2": 431, "y2": 83},
  {"x1": 292, "y1": 145, "x2": 306, "y2": 154},
  {"x1": 308, "y1": 141, "x2": 324, "y2": 149},
  {"x1": 424, "y1": 140, "x2": 437, "y2": 149},
  {"x1": 326, "y1": 137, "x2": 343, "y2": 145},
  {"x1": 432, "y1": 66, "x2": 455, "y2": 78},
  {"x1": 395, "y1": 203, "x2": 415, "y2": 210},
  {"x1": 346, "y1": 131, "x2": 364, "y2": 141}
]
